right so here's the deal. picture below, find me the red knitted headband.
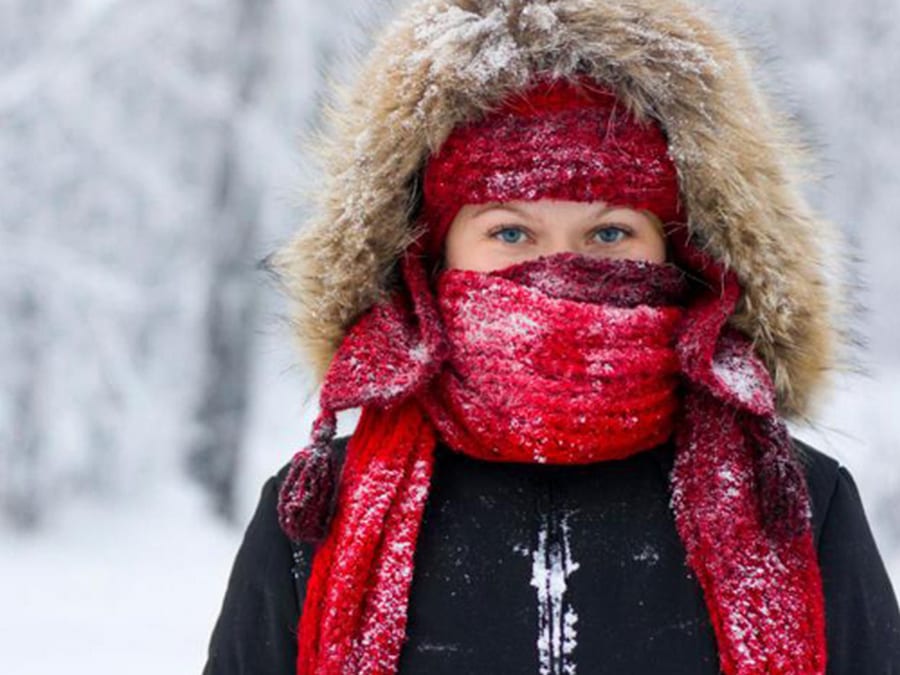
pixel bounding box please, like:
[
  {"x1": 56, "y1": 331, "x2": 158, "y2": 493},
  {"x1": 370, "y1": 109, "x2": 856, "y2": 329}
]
[{"x1": 420, "y1": 76, "x2": 685, "y2": 261}]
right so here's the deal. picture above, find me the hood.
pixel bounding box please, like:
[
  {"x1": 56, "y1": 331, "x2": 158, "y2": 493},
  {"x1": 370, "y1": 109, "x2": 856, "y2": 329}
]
[{"x1": 271, "y1": 0, "x2": 845, "y2": 419}]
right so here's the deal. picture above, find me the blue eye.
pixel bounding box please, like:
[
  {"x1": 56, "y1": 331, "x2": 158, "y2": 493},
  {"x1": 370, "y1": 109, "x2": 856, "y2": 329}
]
[
  {"x1": 492, "y1": 227, "x2": 527, "y2": 244},
  {"x1": 594, "y1": 226, "x2": 629, "y2": 244}
]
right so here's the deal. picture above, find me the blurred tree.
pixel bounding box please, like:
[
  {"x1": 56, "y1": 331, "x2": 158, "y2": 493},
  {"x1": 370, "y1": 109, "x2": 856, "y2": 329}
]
[
  {"x1": 187, "y1": 0, "x2": 275, "y2": 521},
  {"x1": 2, "y1": 288, "x2": 44, "y2": 530}
]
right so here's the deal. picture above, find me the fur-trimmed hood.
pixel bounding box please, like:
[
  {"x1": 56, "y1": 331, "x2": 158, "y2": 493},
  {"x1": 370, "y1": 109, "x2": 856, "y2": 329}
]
[{"x1": 272, "y1": 0, "x2": 845, "y2": 419}]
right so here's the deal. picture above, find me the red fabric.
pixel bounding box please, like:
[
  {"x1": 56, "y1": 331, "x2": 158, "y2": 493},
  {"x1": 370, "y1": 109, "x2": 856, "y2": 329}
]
[
  {"x1": 418, "y1": 254, "x2": 686, "y2": 464},
  {"x1": 421, "y1": 76, "x2": 684, "y2": 260},
  {"x1": 280, "y1": 245, "x2": 827, "y2": 675},
  {"x1": 295, "y1": 400, "x2": 436, "y2": 674}
]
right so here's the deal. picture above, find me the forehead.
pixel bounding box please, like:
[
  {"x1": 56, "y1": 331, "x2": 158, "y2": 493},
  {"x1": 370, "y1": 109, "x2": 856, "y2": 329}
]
[
  {"x1": 466, "y1": 199, "x2": 611, "y2": 217},
  {"x1": 462, "y1": 199, "x2": 658, "y2": 222}
]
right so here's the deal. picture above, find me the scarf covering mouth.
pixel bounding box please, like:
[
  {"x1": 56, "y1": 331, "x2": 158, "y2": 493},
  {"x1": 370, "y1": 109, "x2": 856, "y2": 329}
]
[
  {"x1": 418, "y1": 253, "x2": 688, "y2": 464},
  {"x1": 277, "y1": 245, "x2": 827, "y2": 675}
]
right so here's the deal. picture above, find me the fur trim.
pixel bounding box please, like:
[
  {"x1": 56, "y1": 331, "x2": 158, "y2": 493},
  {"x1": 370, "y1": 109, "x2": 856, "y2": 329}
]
[{"x1": 271, "y1": 0, "x2": 845, "y2": 419}]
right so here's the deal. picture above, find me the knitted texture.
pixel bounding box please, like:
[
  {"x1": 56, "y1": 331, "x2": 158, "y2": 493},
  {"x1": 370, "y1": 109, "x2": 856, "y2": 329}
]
[
  {"x1": 296, "y1": 400, "x2": 436, "y2": 674},
  {"x1": 418, "y1": 254, "x2": 687, "y2": 463},
  {"x1": 421, "y1": 77, "x2": 684, "y2": 260},
  {"x1": 279, "y1": 246, "x2": 826, "y2": 675},
  {"x1": 277, "y1": 410, "x2": 338, "y2": 541}
]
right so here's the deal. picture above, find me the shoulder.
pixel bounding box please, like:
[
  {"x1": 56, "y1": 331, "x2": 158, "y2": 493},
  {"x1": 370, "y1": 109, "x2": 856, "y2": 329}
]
[
  {"x1": 790, "y1": 437, "x2": 881, "y2": 557},
  {"x1": 793, "y1": 441, "x2": 900, "y2": 666},
  {"x1": 792, "y1": 436, "x2": 895, "y2": 583},
  {"x1": 791, "y1": 437, "x2": 843, "y2": 549},
  {"x1": 273, "y1": 437, "x2": 846, "y2": 520},
  {"x1": 269, "y1": 434, "x2": 854, "y2": 554}
]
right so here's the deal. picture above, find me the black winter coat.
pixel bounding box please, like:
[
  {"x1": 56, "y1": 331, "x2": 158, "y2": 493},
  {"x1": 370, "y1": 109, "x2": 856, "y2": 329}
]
[{"x1": 203, "y1": 437, "x2": 900, "y2": 674}]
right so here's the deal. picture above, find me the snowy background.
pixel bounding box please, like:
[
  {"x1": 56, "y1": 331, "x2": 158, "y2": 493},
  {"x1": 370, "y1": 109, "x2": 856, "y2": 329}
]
[{"x1": 1, "y1": 1, "x2": 898, "y2": 673}]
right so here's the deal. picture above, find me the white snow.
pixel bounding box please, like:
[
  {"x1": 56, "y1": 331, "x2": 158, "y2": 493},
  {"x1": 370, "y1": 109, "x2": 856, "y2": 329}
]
[
  {"x1": 712, "y1": 350, "x2": 766, "y2": 407},
  {"x1": 633, "y1": 543, "x2": 661, "y2": 565},
  {"x1": 408, "y1": 5, "x2": 525, "y2": 86},
  {"x1": 0, "y1": 481, "x2": 241, "y2": 675},
  {"x1": 529, "y1": 511, "x2": 581, "y2": 675}
]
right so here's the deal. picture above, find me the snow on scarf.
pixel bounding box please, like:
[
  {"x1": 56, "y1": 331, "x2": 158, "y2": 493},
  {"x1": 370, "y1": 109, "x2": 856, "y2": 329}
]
[{"x1": 277, "y1": 238, "x2": 827, "y2": 675}]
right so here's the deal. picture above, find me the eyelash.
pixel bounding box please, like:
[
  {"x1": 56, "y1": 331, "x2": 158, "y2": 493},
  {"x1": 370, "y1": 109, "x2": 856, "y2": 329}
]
[{"x1": 487, "y1": 224, "x2": 633, "y2": 244}]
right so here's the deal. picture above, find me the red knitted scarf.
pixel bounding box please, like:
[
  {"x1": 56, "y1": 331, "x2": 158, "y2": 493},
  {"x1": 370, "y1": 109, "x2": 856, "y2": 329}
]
[
  {"x1": 419, "y1": 253, "x2": 685, "y2": 463},
  {"x1": 277, "y1": 240, "x2": 826, "y2": 674}
]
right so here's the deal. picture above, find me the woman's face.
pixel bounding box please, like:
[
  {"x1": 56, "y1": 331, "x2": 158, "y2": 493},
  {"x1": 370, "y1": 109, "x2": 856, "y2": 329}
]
[{"x1": 443, "y1": 199, "x2": 667, "y2": 273}]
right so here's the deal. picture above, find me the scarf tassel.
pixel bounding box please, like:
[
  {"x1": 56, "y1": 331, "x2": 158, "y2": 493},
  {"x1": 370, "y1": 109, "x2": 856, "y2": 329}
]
[{"x1": 278, "y1": 409, "x2": 340, "y2": 543}]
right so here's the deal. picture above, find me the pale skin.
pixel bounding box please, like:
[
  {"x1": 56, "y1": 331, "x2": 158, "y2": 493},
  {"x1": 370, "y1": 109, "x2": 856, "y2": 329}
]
[{"x1": 442, "y1": 199, "x2": 667, "y2": 272}]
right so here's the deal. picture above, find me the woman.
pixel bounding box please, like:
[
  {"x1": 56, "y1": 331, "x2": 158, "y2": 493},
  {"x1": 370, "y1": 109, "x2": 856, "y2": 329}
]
[{"x1": 203, "y1": 1, "x2": 900, "y2": 673}]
